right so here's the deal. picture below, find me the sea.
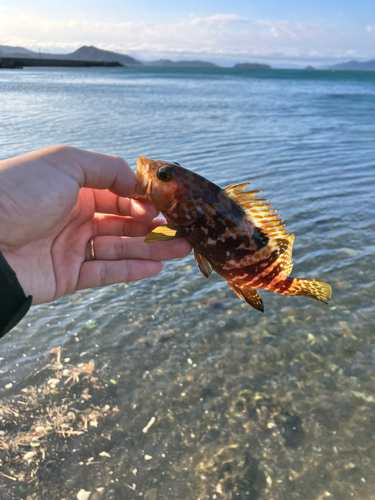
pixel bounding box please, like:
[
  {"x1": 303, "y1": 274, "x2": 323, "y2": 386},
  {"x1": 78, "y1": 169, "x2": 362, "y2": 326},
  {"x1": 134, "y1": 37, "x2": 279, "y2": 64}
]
[{"x1": 0, "y1": 66, "x2": 375, "y2": 500}]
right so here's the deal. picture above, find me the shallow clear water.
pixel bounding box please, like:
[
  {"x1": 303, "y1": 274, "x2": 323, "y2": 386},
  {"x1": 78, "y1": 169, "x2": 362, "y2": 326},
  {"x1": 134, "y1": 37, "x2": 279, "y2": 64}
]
[{"x1": 0, "y1": 67, "x2": 375, "y2": 499}]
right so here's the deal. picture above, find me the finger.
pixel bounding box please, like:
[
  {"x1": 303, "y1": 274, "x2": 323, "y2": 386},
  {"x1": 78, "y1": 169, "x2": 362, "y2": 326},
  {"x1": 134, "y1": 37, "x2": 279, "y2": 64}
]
[
  {"x1": 86, "y1": 235, "x2": 192, "y2": 261},
  {"x1": 42, "y1": 145, "x2": 139, "y2": 198},
  {"x1": 93, "y1": 190, "x2": 159, "y2": 221},
  {"x1": 77, "y1": 260, "x2": 163, "y2": 290},
  {"x1": 92, "y1": 214, "x2": 167, "y2": 237}
]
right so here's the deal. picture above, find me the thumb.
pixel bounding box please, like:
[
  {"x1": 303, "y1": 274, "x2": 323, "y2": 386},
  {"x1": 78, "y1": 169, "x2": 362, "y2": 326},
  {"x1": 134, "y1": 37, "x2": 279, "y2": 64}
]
[{"x1": 38, "y1": 145, "x2": 138, "y2": 198}]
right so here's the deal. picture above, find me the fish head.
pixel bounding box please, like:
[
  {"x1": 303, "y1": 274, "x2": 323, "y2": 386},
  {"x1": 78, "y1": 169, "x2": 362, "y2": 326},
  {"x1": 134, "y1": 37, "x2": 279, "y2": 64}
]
[{"x1": 135, "y1": 156, "x2": 196, "y2": 213}]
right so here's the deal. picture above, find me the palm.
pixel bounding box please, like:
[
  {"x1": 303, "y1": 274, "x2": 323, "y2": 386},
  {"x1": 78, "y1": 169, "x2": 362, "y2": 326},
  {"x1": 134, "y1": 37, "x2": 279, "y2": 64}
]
[
  {"x1": 52, "y1": 189, "x2": 97, "y2": 297},
  {"x1": 4, "y1": 188, "x2": 96, "y2": 303},
  {"x1": 35, "y1": 188, "x2": 97, "y2": 302}
]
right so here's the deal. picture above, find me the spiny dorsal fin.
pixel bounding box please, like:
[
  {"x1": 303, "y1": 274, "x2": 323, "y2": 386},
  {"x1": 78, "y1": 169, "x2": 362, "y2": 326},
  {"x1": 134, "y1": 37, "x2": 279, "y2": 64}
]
[
  {"x1": 224, "y1": 183, "x2": 262, "y2": 200},
  {"x1": 194, "y1": 249, "x2": 212, "y2": 278},
  {"x1": 224, "y1": 183, "x2": 289, "y2": 242},
  {"x1": 145, "y1": 224, "x2": 186, "y2": 243},
  {"x1": 227, "y1": 281, "x2": 264, "y2": 312}
]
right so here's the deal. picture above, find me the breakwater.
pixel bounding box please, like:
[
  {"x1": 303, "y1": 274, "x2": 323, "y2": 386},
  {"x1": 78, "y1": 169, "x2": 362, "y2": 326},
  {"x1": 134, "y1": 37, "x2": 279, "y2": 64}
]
[{"x1": 0, "y1": 57, "x2": 123, "y2": 69}]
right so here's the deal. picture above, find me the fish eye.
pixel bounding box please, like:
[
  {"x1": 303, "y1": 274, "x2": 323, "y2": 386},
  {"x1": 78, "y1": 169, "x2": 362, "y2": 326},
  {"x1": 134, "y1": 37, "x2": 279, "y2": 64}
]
[{"x1": 157, "y1": 165, "x2": 175, "y2": 182}]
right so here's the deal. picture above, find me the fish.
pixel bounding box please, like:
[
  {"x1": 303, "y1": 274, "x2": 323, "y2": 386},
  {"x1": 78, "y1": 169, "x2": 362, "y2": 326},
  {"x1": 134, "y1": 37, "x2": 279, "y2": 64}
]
[{"x1": 135, "y1": 156, "x2": 331, "y2": 312}]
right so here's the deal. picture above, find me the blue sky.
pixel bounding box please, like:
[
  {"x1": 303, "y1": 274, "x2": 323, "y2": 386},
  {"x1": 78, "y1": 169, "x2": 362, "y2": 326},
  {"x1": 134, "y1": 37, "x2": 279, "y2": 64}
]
[{"x1": 1, "y1": 0, "x2": 375, "y2": 66}]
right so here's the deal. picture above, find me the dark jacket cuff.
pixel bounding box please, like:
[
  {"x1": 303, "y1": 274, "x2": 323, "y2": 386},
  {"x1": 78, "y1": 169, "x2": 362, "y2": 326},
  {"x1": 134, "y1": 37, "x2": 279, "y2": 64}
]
[{"x1": 0, "y1": 251, "x2": 33, "y2": 339}]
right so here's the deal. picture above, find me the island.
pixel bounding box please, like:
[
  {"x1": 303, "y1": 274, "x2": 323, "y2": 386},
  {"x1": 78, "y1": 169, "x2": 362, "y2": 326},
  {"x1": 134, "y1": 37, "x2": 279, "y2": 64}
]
[
  {"x1": 144, "y1": 59, "x2": 219, "y2": 68},
  {"x1": 233, "y1": 62, "x2": 272, "y2": 70},
  {"x1": 329, "y1": 59, "x2": 375, "y2": 71}
]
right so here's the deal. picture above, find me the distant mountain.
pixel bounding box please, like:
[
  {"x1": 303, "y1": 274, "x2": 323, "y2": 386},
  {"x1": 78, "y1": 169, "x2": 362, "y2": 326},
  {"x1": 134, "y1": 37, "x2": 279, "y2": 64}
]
[
  {"x1": 329, "y1": 59, "x2": 375, "y2": 71},
  {"x1": 234, "y1": 62, "x2": 272, "y2": 70},
  {"x1": 0, "y1": 44, "x2": 35, "y2": 56},
  {"x1": 0, "y1": 44, "x2": 140, "y2": 65},
  {"x1": 68, "y1": 46, "x2": 140, "y2": 65},
  {"x1": 145, "y1": 59, "x2": 218, "y2": 68}
]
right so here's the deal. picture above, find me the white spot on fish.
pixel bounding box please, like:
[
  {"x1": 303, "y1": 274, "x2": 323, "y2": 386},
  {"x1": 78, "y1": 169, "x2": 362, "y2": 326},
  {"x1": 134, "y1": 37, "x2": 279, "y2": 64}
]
[{"x1": 234, "y1": 273, "x2": 249, "y2": 280}]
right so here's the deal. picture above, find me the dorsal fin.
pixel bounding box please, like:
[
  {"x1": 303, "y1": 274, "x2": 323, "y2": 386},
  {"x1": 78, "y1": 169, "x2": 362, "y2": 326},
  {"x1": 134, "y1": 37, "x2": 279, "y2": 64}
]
[
  {"x1": 224, "y1": 183, "x2": 288, "y2": 241},
  {"x1": 224, "y1": 183, "x2": 262, "y2": 200}
]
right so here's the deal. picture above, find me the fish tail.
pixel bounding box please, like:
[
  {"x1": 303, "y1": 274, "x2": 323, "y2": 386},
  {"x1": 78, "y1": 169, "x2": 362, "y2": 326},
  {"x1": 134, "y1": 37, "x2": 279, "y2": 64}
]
[{"x1": 271, "y1": 277, "x2": 332, "y2": 304}]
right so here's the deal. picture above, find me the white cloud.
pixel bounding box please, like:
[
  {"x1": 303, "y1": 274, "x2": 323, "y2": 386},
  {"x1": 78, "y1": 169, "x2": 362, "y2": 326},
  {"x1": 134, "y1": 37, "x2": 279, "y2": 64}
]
[
  {"x1": 190, "y1": 14, "x2": 251, "y2": 25},
  {"x1": 0, "y1": 12, "x2": 374, "y2": 64}
]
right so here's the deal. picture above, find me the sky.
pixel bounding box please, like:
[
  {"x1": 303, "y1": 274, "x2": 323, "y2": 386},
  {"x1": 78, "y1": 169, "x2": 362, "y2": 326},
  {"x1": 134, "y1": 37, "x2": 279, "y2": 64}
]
[{"x1": 1, "y1": 0, "x2": 375, "y2": 66}]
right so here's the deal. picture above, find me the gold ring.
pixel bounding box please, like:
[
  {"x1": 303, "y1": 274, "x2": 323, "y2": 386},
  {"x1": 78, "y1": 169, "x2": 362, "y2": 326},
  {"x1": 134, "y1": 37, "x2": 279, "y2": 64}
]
[{"x1": 89, "y1": 237, "x2": 95, "y2": 261}]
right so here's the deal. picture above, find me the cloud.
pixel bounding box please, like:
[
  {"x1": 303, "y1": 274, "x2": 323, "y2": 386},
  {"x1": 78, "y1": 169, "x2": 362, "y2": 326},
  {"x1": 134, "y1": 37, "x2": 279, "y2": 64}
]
[
  {"x1": 0, "y1": 12, "x2": 373, "y2": 64},
  {"x1": 190, "y1": 14, "x2": 251, "y2": 25}
]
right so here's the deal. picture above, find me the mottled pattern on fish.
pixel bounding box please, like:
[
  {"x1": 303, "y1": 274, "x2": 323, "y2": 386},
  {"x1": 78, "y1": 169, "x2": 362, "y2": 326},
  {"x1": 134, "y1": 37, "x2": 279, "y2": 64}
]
[{"x1": 135, "y1": 156, "x2": 331, "y2": 311}]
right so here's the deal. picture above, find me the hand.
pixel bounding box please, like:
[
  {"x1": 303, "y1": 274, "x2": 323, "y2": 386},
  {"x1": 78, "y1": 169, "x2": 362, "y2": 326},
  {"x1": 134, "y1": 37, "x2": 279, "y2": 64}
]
[{"x1": 0, "y1": 146, "x2": 191, "y2": 305}]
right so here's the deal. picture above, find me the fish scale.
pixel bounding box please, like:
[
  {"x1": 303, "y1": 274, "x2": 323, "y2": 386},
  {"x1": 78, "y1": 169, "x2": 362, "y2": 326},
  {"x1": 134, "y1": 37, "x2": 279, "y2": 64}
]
[{"x1": 135, "y1": 156, "x2": 332, "y2": 312}]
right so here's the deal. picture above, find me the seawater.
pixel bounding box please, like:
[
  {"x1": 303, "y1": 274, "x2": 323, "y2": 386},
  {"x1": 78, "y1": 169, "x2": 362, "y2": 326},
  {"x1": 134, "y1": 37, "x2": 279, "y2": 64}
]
[{"x1": 0, "y1": 67, "x2": 375, "y2": 499}]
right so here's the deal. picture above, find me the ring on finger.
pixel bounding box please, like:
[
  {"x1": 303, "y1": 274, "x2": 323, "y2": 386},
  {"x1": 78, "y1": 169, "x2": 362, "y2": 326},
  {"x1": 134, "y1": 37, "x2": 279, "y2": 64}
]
[{"x1": 89, "y1": 237, "x2": 96, "y2": 261}]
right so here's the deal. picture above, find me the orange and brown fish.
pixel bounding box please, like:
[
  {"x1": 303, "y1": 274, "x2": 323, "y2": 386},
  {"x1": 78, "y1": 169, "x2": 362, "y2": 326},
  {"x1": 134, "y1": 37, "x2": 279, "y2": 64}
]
[{"x1": 135, "y1": 156, "x2": 331, "y2": 312}]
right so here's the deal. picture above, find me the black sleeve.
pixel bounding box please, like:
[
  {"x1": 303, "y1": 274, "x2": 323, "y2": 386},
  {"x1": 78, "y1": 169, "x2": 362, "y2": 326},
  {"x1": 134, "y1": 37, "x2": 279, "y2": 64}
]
[{"x1": 0, "y1": 251, "x2": 33, "y2": 339}]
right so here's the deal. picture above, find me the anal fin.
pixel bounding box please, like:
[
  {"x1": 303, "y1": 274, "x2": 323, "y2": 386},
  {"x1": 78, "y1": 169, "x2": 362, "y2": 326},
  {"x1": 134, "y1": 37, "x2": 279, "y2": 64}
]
[
  {"x1": 145, "y1": 224, "x2": 186, "y2": 243},
  {"x1": 228, "y1": 282, "x2": 264, "y2": 312},
  {"x1": 194, "y1": 249, "x2": 212, "y2": 278}
]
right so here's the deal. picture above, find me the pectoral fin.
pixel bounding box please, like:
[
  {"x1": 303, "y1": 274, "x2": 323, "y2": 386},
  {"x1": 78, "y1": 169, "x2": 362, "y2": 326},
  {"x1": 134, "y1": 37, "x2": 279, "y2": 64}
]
[
  {"x1": 194, "y1": 249, "x2": 212, "y2": 278},
  {"x1": 145, "y1": 224, "x2": 186, "y2": 243},
  {"x1": 227, "y1": 282, "x2": 264, "y2": 312}
]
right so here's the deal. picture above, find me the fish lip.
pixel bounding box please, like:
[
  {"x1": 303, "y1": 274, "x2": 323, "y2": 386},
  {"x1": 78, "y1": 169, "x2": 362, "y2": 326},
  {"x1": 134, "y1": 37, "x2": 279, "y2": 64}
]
[
  {"x1": 135, "y1": 156, "x2": 152, "y2": 199},
  {"x1": 134, "y1": 178, "x2": 152, "y2": 199}
]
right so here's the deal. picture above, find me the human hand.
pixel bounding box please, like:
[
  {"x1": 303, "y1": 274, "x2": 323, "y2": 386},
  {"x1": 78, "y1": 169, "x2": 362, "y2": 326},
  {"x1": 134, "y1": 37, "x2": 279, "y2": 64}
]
[{"x1": 0, "y1": 146, "x2": 191, "y2": 305}]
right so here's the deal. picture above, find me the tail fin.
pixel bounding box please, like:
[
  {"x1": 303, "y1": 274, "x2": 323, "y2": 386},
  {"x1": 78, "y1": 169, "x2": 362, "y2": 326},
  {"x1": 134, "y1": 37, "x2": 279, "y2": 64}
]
[{"x1": 275, "y1": 277, "x2": 332, "y2": 304}]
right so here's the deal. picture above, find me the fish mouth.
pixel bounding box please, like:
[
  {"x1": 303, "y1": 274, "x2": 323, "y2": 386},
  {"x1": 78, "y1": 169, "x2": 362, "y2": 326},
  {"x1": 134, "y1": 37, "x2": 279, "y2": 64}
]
[{"x1": 135, "y1": 155, "x2": 152, "y2": 199}]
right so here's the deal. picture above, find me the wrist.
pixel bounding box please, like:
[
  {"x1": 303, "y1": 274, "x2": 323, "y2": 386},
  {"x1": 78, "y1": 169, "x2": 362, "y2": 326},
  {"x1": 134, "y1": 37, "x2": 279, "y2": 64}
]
[{"x1": 0, "y1": 252, "x2": 33, "y2": 338}]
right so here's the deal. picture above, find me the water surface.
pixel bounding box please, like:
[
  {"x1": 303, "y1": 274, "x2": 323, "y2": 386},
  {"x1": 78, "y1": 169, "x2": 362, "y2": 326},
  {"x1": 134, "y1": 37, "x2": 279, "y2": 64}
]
[{"x1": 0, "y1": 67, "x2": 375, "y2": 500}]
